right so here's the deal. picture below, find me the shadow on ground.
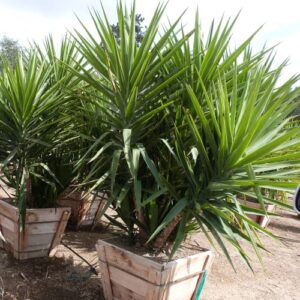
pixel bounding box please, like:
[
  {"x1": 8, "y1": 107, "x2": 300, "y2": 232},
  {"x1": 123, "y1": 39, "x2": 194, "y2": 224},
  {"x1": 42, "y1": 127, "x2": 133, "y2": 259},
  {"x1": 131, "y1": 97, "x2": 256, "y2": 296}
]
[
  {"x1": 0, "y1": 209, "x2": 299, "y2": 299},
  {"x1": 0, "y1": 249, "x2": 103, "y2": 300}
]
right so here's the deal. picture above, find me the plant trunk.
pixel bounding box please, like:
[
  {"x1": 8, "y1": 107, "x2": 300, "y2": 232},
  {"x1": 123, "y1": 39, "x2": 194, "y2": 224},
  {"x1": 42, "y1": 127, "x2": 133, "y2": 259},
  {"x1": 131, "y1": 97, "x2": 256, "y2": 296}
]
[
  {"x1": 153, "y1": 214, "x2": 182, "y2": 250},
  {"x1": 26, "y1": 175, "x2": 33, "y2": 207},
  {"x1": 136, "y1": 209, "x2": 148, "y2": 244}
]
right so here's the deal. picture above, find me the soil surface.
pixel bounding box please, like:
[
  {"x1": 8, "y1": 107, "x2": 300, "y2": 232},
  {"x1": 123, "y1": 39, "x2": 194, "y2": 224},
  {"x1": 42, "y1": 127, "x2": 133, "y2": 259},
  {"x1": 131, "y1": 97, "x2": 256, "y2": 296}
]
[
  {"x1": 201, "y1": 209, "x2": 300, "y2": 300},
  {"x1": 0, "y1": 209, "x2": 299, "y2": 299}
]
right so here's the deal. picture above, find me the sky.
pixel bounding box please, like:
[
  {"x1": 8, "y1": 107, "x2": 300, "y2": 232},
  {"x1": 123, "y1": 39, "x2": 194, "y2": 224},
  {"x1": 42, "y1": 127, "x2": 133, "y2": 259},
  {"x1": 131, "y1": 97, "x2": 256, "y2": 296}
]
[{"x1": 0, "y1": 0, "x2": 299, "y2": 81}]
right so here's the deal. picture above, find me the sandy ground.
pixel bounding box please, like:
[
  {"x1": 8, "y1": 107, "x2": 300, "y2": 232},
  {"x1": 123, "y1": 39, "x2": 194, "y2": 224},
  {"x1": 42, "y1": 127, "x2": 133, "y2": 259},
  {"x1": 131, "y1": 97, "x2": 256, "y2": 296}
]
[
  {"x1": 201, "y1": 210, "x2": 300, "y2": 300},
  {"x1": 0, "y1": 209, "x2": 299, "y2": 299}
]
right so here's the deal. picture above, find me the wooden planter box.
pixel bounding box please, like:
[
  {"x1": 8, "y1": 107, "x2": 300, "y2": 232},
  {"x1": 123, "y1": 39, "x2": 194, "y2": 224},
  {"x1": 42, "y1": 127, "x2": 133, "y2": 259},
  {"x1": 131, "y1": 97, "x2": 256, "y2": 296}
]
[
  {"x1": 0, "y1": 199, "x2": 70, "y2": 260},
  {"x1": 96, "y1": 239, "x2": 214, "y2": 300},
  {"x1": 240, "y1": 199, "x2": 275, "y2": 228},
  {"x1": 57, "y1": 191, "x2": 107, "y2": 229}
]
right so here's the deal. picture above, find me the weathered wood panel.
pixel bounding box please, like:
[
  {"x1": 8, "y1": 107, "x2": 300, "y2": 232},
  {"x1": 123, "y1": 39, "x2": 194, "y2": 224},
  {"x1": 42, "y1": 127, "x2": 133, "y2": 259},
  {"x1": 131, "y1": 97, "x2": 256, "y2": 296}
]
[
  {"x1": 0, "y1": 200, "x2": 70, "y2": 260},
  {"x1": 26, "y1": 222, "x2": 58, "y2": 235},
  {"x1": 100, "y1": 241, "x2": 163, "y2": 284},
  {"x1": 0, "y1": 200, "x2": 18, "y2": 221},
  {"x1": 0, "y1": 226, "x2": 17, "y2": 248},
  {"x1": 161, "y1": 251, "x2": 210, "y2": 283},
  {"x1": 26, "y1": 207, "x2": 69, "y2": 223},
  {"x1": 240, "y1": 199, "x2": 275, "y2": 228},
  {"x1": 162, "y1": 275, "x2": 199, "y2": 300},
  {"x1": 97, "y1": 244, "x2": 114, "y2": 300},
  {"x1": 0, "y1": 177, "x2": 15, "y2": 199},
  {"x1": 109, "y1": 265, "x2": 149, "y2": 297},
  {"x1": 96, "y1": 240, "x2": 214, "y2": 300},
  {"x1": 16, "y1": 248, "x2": 49, "y2": 260},
  {"x1": 57, "y1": 191, "x2": 107, "y2": 228},
  {"x1": 111, "y1": 282, "x2": 144, "y2": 300}
]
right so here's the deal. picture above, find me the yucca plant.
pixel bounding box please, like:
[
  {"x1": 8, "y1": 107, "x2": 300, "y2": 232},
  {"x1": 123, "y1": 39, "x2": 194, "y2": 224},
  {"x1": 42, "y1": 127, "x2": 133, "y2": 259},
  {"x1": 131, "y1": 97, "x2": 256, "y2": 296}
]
[
  {"x1": 0, "y1": 41, "x2": 80, "y2": 226},
  {"x1": 71, "y1": 1, "x2": 300, "y2": 267},
  {"x1": 32, "y1": 35, "x2": 86, "y2": 196},
  {"x1": 154, "y1": 72, "x2": 300, "y2": 265},
  {"x1": 70, "y1": 1, "x2": 190, "y2": 236}
]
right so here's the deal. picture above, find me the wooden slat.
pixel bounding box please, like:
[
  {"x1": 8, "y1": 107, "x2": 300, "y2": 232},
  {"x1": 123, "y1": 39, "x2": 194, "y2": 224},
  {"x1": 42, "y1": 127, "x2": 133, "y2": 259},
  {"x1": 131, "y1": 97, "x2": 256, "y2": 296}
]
[
  {"x1": 0, "y1": 189, "x2": 15, "y2": 198},
  {"x1": 16, "y1": 248, "x2": 49, "y2": 260},
  {"x1": 18, "y1": 243, "x2": 53, "y2": 252},
  {"x1": 111, "y1": 281, "x2": 144, "y2": 300},
  {"x1": 25, "y1": 233, "x2": 54, "y2": 246},
  {"x1": 191, "y1": 253, "x2": 214, "y2": 300},
  {"x1": 80, "y1": 199, "x2": 99, "y2": 224},
  {"x1": 161, "y1": 250, "x2": 213, "y2": 284},
  {"x1": 97, "y1": 240, "x2": 163, "y2": 284},
  {"x1": 0, "y1": 226, "x2": 17, "y2": 248},
  {"x1": 88, "y1": 192, "x2": 108, "y2": 201},
  {"x1": 80, "y1": 217, "x2": 95, "y2": 226},
  {"x1": 164, "y1": 275, "x2": 199, "y2": 300},
  {"x1": 49, "y1": 210, "x2": 70, "y2": 250},
  {"x1": 92, "y1": 198, "x2": 107, "y2": 228},
  {"x1": 26, "y1": 222, "x2": 58, "y2": 235},
  {"x1": 109, "y1": 265, "x2": 149, "y2": 297},
  {"x1": 97, "y1": 244, "x2": 114, "y2": 300},
  {"x1": 259, "y1": 215, "x2": 271, "y2": 228},
  {"x1": 0, "y1": 215, "x2": 16, "y2": 232},
  {"x1": 0, "y1": 200, "x2": 18, "y2": 221},
  {"x1": 26, "y1": 207, "x2": 70, "y2": 223},
  {"x1": 57, "y1": 198, "x2": 81, "y2": 209},
  {"x1": 0, "y1": 178, "x2": 15, "y2": 198}
]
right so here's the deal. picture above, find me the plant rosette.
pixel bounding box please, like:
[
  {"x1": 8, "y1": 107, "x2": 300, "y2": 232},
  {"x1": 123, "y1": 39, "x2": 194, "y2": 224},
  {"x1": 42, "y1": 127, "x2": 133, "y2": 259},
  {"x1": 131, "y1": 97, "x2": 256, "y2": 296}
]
[
  {"x1": 71, "y1": 1, "x2": 300, "y2": 299},
  {"x1": 0, "y1": 37, "x2": 80, "y2": 259}
]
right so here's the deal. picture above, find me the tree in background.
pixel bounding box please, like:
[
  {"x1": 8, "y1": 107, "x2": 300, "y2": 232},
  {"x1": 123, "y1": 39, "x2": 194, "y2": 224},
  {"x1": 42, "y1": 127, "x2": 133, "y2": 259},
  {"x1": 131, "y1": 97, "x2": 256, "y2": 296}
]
[
  {"x1": 111, "y1": 14, "x2": 146, "y2": 46},
  {"x1": 0, "y1": 36, "x2": 23, "y2": 70}
]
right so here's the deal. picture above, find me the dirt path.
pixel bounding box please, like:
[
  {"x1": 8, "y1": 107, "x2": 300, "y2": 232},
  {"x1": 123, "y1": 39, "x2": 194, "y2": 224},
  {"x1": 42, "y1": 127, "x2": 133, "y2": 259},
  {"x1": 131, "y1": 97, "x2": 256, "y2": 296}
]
[
  {"x1": 0, "y1": 210, "x2": 299, "y2": 299},
  {"x1": 201, "y1": 210, "x2": 300, "y2": 300}
]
